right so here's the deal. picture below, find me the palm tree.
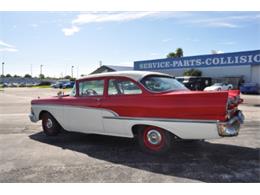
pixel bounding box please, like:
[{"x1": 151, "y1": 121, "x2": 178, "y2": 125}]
[
  {"x1": 175, "y1": 48, "x2": 183, "y2": 57},
  {"x1": 167, "y1": 48, "x2": 184, "y2": 58},
  {"x1": 167, "y1": 52, "x2": 176, "y2": 58}
]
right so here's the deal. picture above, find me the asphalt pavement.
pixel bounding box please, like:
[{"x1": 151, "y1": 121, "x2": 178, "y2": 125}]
[{"x1": 0, "y1": 88, "x2": 259, "y2": 182}]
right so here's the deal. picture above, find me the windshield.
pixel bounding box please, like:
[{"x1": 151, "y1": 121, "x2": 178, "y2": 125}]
[
  {"x1": 70, "y1": 83, "x2": 76, "y2": 96},
  {"x1": 213, "y1": 83, "x2": 222, "y2": 86},
  {"x1": 140, "y1": 75, "x2": 188, "y2": 92}
]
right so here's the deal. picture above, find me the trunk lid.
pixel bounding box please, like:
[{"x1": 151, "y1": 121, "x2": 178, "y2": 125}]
[{"x1": 149, "y1": 90, "x2": 243, "y2": 121}]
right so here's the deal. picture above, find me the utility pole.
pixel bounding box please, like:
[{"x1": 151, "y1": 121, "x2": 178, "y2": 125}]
[
  {"x1": 71, "y1": 65, "x2": 74, "y2": 78},
  {"x1": 99, "y1": 61, "x2": 102, "y2": 67},
  {"x1": 2, "y1": 62, "x2": 4, "y2": 76},
  {"x1": 40, "y1": 64, "x2": 43, "y2": 75},
  {"x1": 30, "y1": 64, "x2": 33, "y2": 77}
]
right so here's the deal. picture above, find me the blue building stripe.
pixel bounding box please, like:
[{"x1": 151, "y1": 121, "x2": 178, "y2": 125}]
[{"x1": 134, "y1": 50, "x2": 260, "y2": 70}]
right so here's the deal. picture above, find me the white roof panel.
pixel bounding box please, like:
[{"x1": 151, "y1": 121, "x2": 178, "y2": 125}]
[{"x1": 79, "y1": 71, "x2": 171, "y2": 81}]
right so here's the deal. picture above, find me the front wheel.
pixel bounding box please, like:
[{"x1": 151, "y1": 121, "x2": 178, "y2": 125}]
[
  {"x1": 42, "y1": 112, "x2": 60, "y2": 136},
  {"x1": 137, "y1": 126, "x2": 173, "y2": 155}
]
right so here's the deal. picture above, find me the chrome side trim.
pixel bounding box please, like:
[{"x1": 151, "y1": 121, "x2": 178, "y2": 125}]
[
  {"x1": 31, "y1": 104, "x2": 119, "y2": 117},
  {"x1": 103, "y1": 116, "x2": 218, "y2": 124}
]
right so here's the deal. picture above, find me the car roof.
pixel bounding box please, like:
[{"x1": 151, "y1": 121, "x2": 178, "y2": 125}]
[{"x1": 78, "y1": 71, "x2": 171, "y2": 82}]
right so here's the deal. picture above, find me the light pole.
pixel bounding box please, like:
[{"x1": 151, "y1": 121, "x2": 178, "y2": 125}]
[
  {"x1": 2, "y1": 62, "x2": 4, "y2": 76},
  {"x1": 30, "y1": 64, "x2": 33, "y2": 77},
  {"x1": 77, "y1": 65, "x2": 79, "y2": 78},
  {"x1": 39, "y1": 64, "x2": 43, "y2": 79},
  {"x1": 71, "y1": 66, "x2": 74, "y2": 78},
  {"x1": 40, "y1": 64, "x2": 43, "y2": 76}
]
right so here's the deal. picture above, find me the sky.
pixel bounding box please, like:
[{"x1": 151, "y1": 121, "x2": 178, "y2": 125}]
[{"x1": 0, "y1": 11, "x2": 259, "y2": 77}]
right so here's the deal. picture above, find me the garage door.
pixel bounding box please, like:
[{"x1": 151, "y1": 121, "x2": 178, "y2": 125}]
[{"x1": 251, "y1": 65, "x2": 260, "y2": 85}]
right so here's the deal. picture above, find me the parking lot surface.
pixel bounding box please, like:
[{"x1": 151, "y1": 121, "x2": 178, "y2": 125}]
[{"x1": 0, "y1": 88, "x2": 259, "y2": 182}]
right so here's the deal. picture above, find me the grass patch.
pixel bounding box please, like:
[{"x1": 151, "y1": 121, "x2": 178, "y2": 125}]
[{"x1": 32, "y1": 85, "x2": 51, "y2": 88}]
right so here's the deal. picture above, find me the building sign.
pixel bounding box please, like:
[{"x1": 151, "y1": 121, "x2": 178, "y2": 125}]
[{"x1": 134, "y1": 50, "x2": 260, "y2": 70}]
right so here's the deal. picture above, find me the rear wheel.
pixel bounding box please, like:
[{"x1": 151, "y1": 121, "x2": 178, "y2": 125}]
[
  {"x1": 42, "y1": 112, "x2": 60, "y2": 136},
  {"x1": 137, "y1": 126, "x2": 173, "y2": 155}
]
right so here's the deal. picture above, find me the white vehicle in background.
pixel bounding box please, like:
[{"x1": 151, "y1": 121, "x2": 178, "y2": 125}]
[{"x1": 204, "y1": 83, "x2": 233, "y2": 91}]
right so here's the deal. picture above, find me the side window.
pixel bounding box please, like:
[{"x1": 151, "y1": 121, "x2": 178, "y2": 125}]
[
  {"x1": 79, "y1": 80, "x2": 104, "y2": 96},
  {"x1": 108, "y1": 79, "x2": 142, "y2": 95}
]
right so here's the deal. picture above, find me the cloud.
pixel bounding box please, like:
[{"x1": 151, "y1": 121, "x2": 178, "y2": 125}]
[
  {"x1": 189, "y1": 18, "x2": 239, "y2": 28},
  {"x1": 162, "y1": 38, "x2": 172, "y2": 43},
  {"x1": 186, "y1": 37, "x2": 200, "y2": 42},
  {"x1": 62, "y1": 12, "x2": 260, "y2": 36},
  {"x1": 206, "y1": 22, "x2": 238, "y2": 28},
  {"x1": 0, "y1": 40, "x2": 18, "y2": 52},
  {"x1": 0, "y1": 40, "x2": 15, "y2": 48},
  {"x1": 217, "y1": 41, "x2": 236, "y2": 45},
  {"x1": 72, "y1": 12, "x2": 158, "y2": 25},
  {"x1": 62, "y1": 26, "x2": 80, "y2": 36},
  {"x1": 0, "y1": 48, "x2": 18, "y2": 52},
  {"x1": 187, "y1": 13, "x2": 260, "y2": 28},
  {"x1": 211, "y1": 50, "x2": 224, "y2": 54},
  {"x1": 62, "y1": 12, "x2": 161, "y2": 36}
]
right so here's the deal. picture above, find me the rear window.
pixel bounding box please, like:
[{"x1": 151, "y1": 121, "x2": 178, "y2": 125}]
[
  {"x1": 108, "y1": 79, "x2": 142, "y2": 95},
  {"x1": 140, "y1": 75, "x2": 188, "y2": 92}
]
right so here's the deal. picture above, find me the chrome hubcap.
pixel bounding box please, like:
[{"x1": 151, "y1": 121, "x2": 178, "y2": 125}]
[
  {"x1": 46, "y1": 118, "x2": 53, "y2": 128},
  {"x1": 147, "y1": 129, "x2": 162, "y2": 145}
]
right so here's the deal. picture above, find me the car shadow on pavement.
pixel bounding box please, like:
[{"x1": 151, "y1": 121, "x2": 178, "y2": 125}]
[{"x1": 29, "y1": 131, "x2": 260, "y2": 183}]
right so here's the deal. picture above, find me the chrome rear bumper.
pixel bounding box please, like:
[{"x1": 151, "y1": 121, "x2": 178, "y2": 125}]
[{"x1": 217, "y1": 110, "x2": 245, "y2": 137}]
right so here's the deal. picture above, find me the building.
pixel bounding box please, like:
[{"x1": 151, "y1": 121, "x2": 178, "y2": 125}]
[
  {"x1": 90, "y1": 65, "x2": 133, "y2": 74},
  {"x1": 134, "y1": 50, "x2": 260, "y2": 88}
]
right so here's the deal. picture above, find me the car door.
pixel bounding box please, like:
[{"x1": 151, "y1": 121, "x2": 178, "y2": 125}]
[
  {"x1": 63, "y1": 79, "x2": 105, "y2": 134},
  {"x1": 101, "y1": 78, "x2": 143, "y2": 136}
]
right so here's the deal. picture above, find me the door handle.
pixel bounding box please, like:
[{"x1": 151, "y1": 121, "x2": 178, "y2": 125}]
[{"x1": 96, "y1": 98, "x2": 101, "y2": 101}]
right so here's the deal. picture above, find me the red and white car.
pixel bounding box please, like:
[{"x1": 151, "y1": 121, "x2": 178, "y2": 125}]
[{"x1": 29, "y1": 71, "x2": 244, "y2": 154}]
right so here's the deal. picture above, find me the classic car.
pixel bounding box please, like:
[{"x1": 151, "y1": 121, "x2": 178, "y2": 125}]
[
  {"x1": 240, "y1": 82, "x2": 260, "y2": 94},
  {"x1": 204, "y1": 83, "x2": 233, "y2": 91},
  {"x1": 51, "y1": 80, "x2": 70, "y2": 89},
  {"x1": 176, "y1": 76, "x2": 212, "y2": 91},
  {"x1": 29, "y1": 71, "x2": 244, "y2": 154},
  {"x1": 62, "y1": 81, "x2": 75, "y2": 88}
]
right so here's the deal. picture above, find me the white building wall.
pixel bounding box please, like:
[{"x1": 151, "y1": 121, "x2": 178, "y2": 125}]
[
  {"x1": 154, "y1": 65, "x2": 253, "y2": 83},
  {"x1": 251, "y1": 65, "x2": 260, "y2": 84}
]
